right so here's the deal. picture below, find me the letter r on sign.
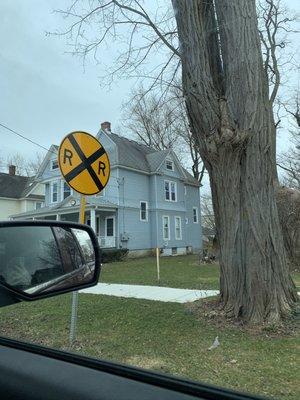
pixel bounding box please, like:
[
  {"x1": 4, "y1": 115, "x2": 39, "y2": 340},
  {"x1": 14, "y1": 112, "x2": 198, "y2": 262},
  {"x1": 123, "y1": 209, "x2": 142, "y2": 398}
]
[
  {"x1": 98, "y1": 161, "x2": 106, "y2": 176},
  {"x1": 63, "y1": 149, "x2": 73, "y2": 166}
]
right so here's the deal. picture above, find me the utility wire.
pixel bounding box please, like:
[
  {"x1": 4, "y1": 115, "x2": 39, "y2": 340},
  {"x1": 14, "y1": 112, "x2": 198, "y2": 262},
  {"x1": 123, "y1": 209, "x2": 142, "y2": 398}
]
[
  {"x1": 0, "y1": 122, "x2": 56, "y2": 154},
  {"x1": 0, "y1": 121, "x2": 121, "y2": 182}
]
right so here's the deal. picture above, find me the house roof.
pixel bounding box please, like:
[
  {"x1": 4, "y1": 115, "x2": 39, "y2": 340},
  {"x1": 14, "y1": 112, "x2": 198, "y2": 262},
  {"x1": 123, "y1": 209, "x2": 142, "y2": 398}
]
[
  {"x1": 0, "y1": 173, "x2": 34, "y2": 199},
  {"x1": 146, "y1": 150, "x2": 171, "y2": 172},
  {"x1": 108, "y1": 133, "x2": 155, "y2": 172},
  {"x1": 101, "y1": 132, "x2": 200, "y2": 186}
]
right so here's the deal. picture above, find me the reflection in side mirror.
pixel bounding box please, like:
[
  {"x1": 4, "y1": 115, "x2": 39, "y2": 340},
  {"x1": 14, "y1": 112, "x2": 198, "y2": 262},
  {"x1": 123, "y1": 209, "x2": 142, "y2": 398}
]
[{"x1": 0, "y1": 222, "x2": 100, "y2": 300}]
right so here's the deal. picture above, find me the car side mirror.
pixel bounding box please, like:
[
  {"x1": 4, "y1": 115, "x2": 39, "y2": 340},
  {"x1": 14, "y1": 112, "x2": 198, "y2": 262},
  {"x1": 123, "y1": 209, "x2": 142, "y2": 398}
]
[{"x1": 0, "y1": 221, "x2": 101, "y2": 302}]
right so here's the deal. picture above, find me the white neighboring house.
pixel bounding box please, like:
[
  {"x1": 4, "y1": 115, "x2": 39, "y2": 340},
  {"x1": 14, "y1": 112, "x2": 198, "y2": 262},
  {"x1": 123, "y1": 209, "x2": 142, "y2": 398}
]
[{"x1": 0, "y1": 165, "x2": 45, "y2": 221}]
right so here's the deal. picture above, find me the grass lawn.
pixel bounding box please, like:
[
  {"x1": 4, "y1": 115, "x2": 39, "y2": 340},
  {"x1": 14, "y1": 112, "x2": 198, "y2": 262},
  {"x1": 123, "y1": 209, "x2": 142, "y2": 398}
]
[
  {"x1": 101, "y1": 254, "x2": 300, "y2": 292},
  {"x1": 0, "y1": 255, "x2": 299, "y2": 399},
  {"x1": 101, "y1": 255, "x2": 220, "y2": 290},
  {"x1": 0, "y1": 294, "x2": 299, "y2": 400}
]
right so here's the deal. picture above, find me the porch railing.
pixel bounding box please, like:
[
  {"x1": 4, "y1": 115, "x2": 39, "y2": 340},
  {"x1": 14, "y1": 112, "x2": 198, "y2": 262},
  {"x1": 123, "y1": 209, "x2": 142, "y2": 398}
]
[{"x1": 98, "y1": 236, "x2": 116, "y2": 248}]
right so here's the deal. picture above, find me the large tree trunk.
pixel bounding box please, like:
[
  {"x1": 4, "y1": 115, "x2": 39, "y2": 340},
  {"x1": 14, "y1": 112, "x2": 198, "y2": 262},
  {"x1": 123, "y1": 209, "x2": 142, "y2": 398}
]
[
  {"x1": 208, "y1": 144, "x2": 297, "y2": 323},
  {"x1": 173, "y1": 0, "x2": 297, "y2": 324}
]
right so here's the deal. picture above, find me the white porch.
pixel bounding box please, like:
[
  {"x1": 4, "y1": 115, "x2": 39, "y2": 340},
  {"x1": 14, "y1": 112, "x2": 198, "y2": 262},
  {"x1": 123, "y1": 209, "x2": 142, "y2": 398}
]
[
  {"x1": 85, "y1": 208, "x2": 117, "y2": 249},
  {"x1": 20, "y1": 207, "x2": 117, "y2": 249},
  {"x1": 10, "y1": 196, "x2": 118, "y2": 249}
]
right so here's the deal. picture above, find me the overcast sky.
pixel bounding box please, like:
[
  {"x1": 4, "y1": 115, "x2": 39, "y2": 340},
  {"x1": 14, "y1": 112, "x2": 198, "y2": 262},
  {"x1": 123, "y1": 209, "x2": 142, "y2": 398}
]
[{"x1": 0, "y1": 0, "x2": 299, "y2": 189}]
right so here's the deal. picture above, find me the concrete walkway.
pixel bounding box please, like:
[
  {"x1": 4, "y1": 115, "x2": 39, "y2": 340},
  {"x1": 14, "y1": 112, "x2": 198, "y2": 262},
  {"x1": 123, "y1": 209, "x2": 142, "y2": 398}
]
[{"x1": 80, "y1": 283, "x2": 219, "y2": 303}]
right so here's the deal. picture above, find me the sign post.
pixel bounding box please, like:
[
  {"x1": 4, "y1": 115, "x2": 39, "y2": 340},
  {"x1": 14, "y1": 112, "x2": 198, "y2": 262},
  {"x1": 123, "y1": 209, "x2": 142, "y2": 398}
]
[
  {"x1": 156, "y1": 247, "x2": 160, "y2": 282},
  {"x1": 69, "y1": 195, "x2": 86, "y2": 344},
  {"x1": 58, "y1": 131, "x2": 110, "y2": 346}
]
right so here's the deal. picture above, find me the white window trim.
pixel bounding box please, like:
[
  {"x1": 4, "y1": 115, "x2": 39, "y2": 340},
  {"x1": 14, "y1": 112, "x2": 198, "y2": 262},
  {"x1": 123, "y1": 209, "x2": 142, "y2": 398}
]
[
  {"x1": 175, "y1": 216, "x2": 182, "y2": 240},
  {"x1": 61, "y1": 180, "x2": 73, "y2": 200},
  {"x1": 140, "y1": 201, "x2": 148, "y2": 222},
  {"x1": 50, "y1": 181, "x2": 59, "y2": 203},
  {"x1": 166, "y1": 158, "x2": 174, "y2": 171},
  {"x1": 164, "y1": 180, "x2": 177, "y2": 202},
  {"x1": 162, "y1": 215, "x2": 170, "y2": 241},
  {"x1": 105, "y1": 216, "x2": 115, "y2": 238},
  {"x1": 51, "y1": 159, "x2": 59, "y2": 170},
  {"x1": 193, "y1": 207, "x2": 199, "y2": 223}
]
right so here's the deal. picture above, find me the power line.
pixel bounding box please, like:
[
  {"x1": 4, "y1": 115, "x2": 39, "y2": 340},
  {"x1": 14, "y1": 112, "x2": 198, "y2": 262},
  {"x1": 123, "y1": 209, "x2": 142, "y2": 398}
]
[
  {"x1": 0, "y1": 122, "x2": 56, "y2": 154},
  {"x1": 0, "y1": 122, "x2": 150, "y2": 185}
]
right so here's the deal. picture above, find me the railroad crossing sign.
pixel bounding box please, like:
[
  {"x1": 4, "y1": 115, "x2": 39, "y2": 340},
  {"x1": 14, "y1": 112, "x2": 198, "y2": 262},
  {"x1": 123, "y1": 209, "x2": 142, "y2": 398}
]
[{"x1": 58, "y1": 131, "x2": 110, "y2": 196}]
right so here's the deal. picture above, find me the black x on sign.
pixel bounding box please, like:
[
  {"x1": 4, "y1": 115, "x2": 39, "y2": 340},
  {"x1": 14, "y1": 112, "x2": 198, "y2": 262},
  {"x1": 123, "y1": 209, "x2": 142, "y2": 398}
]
[{"x1": 58, "y1": 131, "x2": 110, "y2": 195}]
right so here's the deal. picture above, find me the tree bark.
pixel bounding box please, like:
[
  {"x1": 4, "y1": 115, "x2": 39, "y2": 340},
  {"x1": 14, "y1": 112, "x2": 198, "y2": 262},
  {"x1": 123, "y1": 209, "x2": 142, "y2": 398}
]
[{"x1": 173, "y1": 0, "x2": 297, "y2": 324}]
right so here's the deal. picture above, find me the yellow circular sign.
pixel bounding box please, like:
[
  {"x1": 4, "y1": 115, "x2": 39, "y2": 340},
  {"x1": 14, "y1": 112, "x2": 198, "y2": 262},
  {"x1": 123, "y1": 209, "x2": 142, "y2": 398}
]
[{"x1": 58, "y1": 131, "x2": 110, "y2": 195}]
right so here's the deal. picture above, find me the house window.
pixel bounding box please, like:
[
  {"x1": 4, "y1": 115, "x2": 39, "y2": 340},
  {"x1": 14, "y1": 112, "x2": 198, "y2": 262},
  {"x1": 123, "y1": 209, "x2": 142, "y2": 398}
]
[
  {"x1": 166, "y1": 159, "x2": 174, "y2": 171},
  {"x1": 163, "y1": 216, "x2": 170, "y2": 240},
  {"x1": 35, "y1": 202, "x2": 43, "y2": 210},
  {"x1": 51, "y1": 159, "x2": 59, "y2": 170},
  {"x1": 106, "y1": 217, "x2": 114, "y2": 237},
  {"x1": 184, "y1": 186, "x2": 187, "y2": 195},
  {"x1": 165, "y1": 180, "x2": 177, "y2": 202},
  {"x1": 51, "y1": 181, "x2": 58, "y2": 203},
  {"x1": 140, "y1": 201, "x2": 148, "y2": 221},
  {"x1": 96, "y1": 216, "x2": 100, "y2": 236},
  {"x1": 193, "y1": 207, "x2": 199, "y2": 223},
  {"x1": 172, "y1": 247, "x2": 177, "y2": 255},
  {"x1": 63, "y1": 182, "x2": 71, "y2": 199},
  {"x1": 175, "y1": 216, "x2": 182, "y2": 240}
]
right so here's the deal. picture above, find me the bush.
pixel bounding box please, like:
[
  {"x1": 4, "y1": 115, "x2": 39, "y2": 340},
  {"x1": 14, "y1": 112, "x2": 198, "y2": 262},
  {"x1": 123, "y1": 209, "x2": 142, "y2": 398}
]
[{"x1": 101, "y1": 248, "x2": 129, "y2": 263}]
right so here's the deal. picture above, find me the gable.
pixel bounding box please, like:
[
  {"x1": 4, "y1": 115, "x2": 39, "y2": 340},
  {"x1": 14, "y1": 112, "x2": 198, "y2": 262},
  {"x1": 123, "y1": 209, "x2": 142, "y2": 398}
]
[
  {"x1": 96, "y1": 130, "x2": 118, "y2": 165},
  {"x1": 35, "y1": 145, "x2": 59, "y2": 180}
]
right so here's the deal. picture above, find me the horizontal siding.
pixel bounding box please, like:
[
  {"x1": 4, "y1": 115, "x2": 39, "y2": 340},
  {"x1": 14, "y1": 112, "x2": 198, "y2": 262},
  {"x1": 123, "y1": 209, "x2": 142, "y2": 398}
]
[{"x1": 0, "y1": 199, "x2": 20, "y2": 220}]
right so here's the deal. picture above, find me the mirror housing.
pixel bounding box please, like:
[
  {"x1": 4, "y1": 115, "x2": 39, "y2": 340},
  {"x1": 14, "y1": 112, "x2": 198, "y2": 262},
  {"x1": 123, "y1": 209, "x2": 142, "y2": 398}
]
[{"x1": 0, "y1": 221, "x2": 101, "y2": 304}]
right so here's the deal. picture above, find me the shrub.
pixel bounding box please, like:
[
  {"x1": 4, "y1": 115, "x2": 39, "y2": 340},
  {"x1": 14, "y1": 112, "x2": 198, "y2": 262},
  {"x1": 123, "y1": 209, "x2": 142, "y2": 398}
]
[{"x1": 101, "y1": 248, "x2": 129, "y2": 263}]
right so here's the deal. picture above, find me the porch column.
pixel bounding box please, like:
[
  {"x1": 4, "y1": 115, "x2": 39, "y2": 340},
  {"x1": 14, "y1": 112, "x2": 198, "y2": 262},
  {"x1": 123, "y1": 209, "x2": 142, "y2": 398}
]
[
  {"x1": 90, "y1": 209, "x2": 96, "y2": 234},
  {"x1": 56, "y1": 214, "x2": 61, "y2": 221}
]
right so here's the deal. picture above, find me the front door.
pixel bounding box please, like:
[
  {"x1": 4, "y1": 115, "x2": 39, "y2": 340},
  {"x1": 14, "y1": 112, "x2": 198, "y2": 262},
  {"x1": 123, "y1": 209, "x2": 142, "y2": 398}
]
[{"x1": 105, "y1": 217, "x2": 115, "y2": 247}]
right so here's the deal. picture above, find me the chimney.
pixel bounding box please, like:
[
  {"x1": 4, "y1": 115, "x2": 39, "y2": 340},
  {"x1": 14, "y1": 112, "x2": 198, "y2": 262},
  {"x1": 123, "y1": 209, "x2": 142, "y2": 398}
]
[
  {"x1": 8, "y1": 165, "x2": 16, "y2": 176},
  {"x1": 101, "y1": 121, "x2": 111, "y2": 132}
]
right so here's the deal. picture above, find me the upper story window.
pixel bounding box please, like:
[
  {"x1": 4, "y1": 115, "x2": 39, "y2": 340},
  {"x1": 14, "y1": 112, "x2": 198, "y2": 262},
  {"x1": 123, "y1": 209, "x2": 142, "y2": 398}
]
[
  {"x1": 163, "y1": 216, "x2": 170, "y2": 240},
  {"x1": 193, "y1": 207, "x2": 199, "y2": 223},
  {"x1": 166, "y1": 159, "x2": 174, "y2": 171},
  {"x1": 63, "y1": 181, "x2": 71, "y2": 199},
  {"x1": 51, "y1": 159, "x2": 59, "y2": 170},
  {"x1": 140, "y1": 201, "x2": 148, "y2": 221},
  {"x1": 51, "y1": 181, "x2": 58, "y2": 203},
  {"x1": 165, "y1": 180, "x2": 177, "y2": 202}
]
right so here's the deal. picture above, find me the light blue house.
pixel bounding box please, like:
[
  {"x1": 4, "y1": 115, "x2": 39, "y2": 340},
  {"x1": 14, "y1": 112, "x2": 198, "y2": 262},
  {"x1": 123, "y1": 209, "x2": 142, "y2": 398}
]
[{"x1": 11, "y1": 122, "x2": 202, "y2": 256}]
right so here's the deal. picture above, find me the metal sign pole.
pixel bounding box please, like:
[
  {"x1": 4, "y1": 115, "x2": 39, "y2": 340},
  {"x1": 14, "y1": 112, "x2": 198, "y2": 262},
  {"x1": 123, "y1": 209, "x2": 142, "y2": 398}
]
[
  {"x1": 156, "y1": 247, "x2": 160, "y2": 282},
  {"x1": 58, "y1": 131, "x2": 110, "y2": 346},
  {"x1": 69, "y1": 195, "x2": 86, "y2": 345}
]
